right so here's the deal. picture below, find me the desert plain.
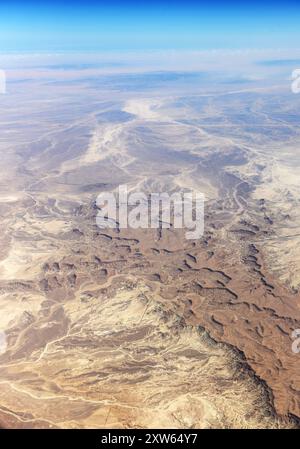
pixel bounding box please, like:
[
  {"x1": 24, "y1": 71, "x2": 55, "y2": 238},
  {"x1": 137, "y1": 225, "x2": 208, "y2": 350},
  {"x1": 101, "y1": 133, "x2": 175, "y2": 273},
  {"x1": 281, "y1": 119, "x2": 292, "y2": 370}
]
[{"x1": 0, "y1": 54, "x2": 300, "y2": 428}]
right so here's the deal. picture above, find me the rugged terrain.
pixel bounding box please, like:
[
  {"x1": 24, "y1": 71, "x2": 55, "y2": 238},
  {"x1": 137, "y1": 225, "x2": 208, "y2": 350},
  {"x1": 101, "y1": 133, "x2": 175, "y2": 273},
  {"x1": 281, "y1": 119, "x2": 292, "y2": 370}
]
[{"x1": 0, "y1": 67, "x2": 299, "y2": 428}]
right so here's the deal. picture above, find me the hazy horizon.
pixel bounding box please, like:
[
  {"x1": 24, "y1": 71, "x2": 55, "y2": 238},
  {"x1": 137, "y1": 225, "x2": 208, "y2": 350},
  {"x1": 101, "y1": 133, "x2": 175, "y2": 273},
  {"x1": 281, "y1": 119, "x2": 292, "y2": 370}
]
[{"x1": 1, "y1": 1, "x2": 300, "y2": 52}]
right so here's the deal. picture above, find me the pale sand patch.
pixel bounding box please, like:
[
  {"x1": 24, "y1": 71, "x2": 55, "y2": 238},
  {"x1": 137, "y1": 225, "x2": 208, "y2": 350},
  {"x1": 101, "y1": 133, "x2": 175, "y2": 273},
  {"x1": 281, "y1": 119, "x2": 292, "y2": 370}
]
[
  {"x1": 39, "y1": 219, "x2": 71, "y2": 234},
  {"x1": 123, "y1": 98, "x2": 164, "y2": 121},
  {"x1": 58, "y1": 122, "x2": 129, "y2": 176},
  {"x1": 0, "y1": 195, "x2": 20, "y2": 203},
  {"x1": 0, "y1": 293, "x2": 42, "y2": 330},
  {"x1": 79, "y1": 123, "x2": 125, "y2": 166},
  {"x1": 0, "y1": 241, "x2": 56, "y2": 280}
]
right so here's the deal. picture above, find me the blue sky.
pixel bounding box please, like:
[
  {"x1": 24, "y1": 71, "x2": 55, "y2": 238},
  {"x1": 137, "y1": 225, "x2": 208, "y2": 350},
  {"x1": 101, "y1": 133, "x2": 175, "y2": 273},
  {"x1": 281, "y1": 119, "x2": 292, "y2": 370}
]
[{"x1": 0, "y1": 1, "x2": 300, "y2": 52}]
